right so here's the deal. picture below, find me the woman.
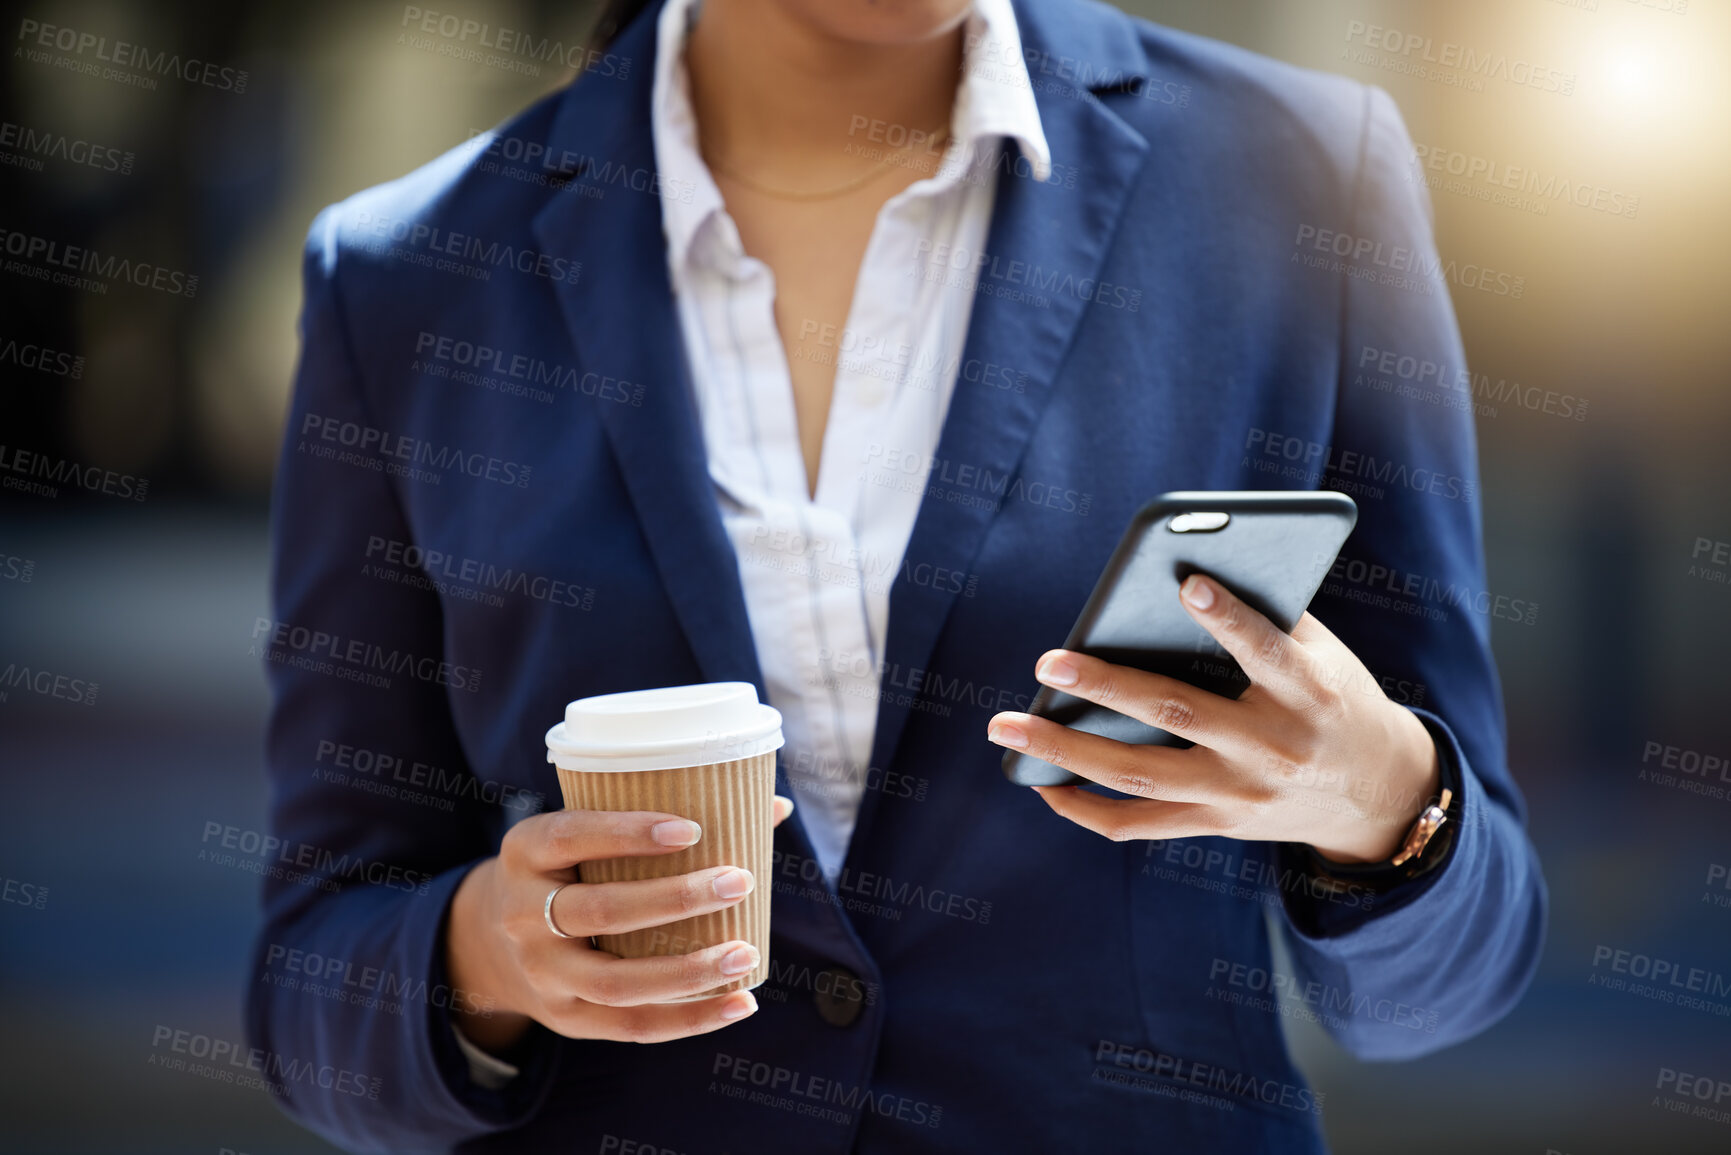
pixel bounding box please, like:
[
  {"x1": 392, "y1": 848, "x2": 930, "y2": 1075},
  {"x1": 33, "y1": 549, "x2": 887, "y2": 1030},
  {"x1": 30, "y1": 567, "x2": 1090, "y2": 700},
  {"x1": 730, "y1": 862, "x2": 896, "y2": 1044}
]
[{"x1": 251, "y1": 0, "x2": 1546, "y2": 1150}]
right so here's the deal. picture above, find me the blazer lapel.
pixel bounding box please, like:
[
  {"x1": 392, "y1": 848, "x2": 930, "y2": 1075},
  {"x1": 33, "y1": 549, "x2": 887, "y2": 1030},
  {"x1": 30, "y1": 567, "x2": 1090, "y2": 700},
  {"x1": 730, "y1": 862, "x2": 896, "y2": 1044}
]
[
  {"x1": 530, "y1": 43, "x2": 845, "y2": 877},
  {"x1": 529, "y1": 44, "x2": 764, "y2": 700},
  {"x1": 848, "y1": 18, "x2": 1155, "y2": 862}
]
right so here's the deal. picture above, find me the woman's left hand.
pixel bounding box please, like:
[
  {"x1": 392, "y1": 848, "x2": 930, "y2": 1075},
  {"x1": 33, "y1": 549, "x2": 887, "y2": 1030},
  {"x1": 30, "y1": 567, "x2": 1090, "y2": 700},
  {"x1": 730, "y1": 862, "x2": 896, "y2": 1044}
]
[{"x1": 986, "y1": 573, "x2": 1442, "y2": 864}]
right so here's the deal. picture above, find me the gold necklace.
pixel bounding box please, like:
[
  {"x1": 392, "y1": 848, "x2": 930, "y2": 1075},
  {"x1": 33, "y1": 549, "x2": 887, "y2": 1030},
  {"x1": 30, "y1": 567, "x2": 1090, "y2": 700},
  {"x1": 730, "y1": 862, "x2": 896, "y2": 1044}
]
[{"x1": 706, "y1": 128, "x2": 952, "y2": 202}]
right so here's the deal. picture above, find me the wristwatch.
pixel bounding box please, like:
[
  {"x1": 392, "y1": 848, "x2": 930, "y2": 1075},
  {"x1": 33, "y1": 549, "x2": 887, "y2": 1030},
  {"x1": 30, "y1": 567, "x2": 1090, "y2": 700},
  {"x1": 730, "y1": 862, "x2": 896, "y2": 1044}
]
[{"x1": 1390, "y1": 787, "x2": 1454, "y2": 867}]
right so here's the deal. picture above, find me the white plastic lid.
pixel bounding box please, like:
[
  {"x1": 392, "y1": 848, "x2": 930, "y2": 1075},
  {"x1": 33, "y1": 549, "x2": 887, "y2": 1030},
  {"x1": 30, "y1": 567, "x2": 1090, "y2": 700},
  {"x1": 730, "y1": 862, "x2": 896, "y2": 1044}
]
[{"x1": 545, "y1": 682, "x2": 784, "y2": 772}]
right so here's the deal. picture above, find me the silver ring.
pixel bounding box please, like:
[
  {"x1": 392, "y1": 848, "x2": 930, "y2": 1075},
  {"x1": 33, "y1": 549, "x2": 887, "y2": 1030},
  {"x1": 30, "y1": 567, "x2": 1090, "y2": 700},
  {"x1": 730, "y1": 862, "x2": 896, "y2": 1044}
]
[{"x1": 544, "y1": 883, "x2": 578, "y2": 939}]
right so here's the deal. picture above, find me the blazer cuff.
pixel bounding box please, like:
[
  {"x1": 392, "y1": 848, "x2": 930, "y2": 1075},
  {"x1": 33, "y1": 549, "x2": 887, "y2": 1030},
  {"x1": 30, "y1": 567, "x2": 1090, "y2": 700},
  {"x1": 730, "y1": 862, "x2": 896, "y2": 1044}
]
[{"x1": 419, "y1": 859, "x2": 559, "y2": 1128}]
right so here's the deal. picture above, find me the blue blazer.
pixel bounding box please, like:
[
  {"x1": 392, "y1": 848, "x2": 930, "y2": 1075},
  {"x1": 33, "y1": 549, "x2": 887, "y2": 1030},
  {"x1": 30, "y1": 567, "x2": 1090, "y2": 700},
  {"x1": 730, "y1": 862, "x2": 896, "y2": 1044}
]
[{"x1": 250, "y1": 1, "x2": 1546, "y2": 1151}]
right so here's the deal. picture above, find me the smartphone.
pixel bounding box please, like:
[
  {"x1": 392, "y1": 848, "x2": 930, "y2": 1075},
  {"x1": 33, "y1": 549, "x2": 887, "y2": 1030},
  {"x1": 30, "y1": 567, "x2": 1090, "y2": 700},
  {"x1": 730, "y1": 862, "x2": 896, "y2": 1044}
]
[{"x1": 1001, "y1": 491, "x2": 1358, "y2": 787}]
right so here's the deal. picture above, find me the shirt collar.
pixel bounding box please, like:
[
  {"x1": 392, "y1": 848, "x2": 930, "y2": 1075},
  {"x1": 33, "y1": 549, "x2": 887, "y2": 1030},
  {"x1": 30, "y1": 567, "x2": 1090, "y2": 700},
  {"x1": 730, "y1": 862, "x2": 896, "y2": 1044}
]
[{"x1": 651, "y1": 0, "x2": 1051, "y2": 274}]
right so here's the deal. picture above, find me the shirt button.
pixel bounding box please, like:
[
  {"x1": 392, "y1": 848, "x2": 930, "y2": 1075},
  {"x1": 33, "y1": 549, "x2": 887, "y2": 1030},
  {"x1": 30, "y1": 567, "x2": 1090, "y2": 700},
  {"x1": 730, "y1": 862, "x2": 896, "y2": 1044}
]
[{"x1": 813, "y1": 965, "x2": 866, "y2": 1028}]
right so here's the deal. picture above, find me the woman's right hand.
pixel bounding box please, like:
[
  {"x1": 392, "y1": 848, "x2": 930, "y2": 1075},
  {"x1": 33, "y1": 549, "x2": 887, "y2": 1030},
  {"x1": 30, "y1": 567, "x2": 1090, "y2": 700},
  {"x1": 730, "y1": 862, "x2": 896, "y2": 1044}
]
[{"x1": 445, "y1": 796, "x2": 795, "y2": 1054}]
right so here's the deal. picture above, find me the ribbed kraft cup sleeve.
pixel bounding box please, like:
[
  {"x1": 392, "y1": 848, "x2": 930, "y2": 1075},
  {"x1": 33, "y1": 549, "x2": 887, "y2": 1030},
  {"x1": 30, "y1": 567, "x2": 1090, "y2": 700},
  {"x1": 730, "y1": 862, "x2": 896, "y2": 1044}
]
[{"x1": 556, "y1": 751, "x2": 775, "y2": 996}]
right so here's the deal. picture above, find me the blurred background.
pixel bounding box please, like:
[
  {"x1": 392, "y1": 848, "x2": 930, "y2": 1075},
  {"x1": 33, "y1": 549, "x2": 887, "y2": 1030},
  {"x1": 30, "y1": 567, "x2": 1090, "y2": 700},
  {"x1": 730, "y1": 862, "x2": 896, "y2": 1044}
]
[{"x1": 2, "y1": 0, "x2": 1728, "y2": 1152}]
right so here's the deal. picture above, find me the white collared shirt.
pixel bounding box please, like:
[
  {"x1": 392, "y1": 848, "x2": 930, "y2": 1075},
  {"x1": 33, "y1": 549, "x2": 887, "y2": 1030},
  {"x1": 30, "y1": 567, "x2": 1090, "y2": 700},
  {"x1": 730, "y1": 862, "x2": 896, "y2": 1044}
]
[{"x1": 652, "y1": 0, "x2": 1050, "y2": 877}]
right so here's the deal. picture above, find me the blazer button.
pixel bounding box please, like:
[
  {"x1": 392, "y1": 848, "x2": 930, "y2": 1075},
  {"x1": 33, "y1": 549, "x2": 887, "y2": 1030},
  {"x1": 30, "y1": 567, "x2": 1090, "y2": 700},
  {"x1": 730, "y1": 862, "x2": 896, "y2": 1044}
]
[{"x1": 813, "y1": 966, "x2": 865, "y2": 1028}]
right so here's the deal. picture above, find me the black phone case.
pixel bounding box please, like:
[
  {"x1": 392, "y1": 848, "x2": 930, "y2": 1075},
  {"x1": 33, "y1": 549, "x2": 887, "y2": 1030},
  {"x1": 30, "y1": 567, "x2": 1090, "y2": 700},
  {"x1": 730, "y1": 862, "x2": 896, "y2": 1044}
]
[{"x1": 1002, "y1": 491, "x2": 1358, "y2": 787}]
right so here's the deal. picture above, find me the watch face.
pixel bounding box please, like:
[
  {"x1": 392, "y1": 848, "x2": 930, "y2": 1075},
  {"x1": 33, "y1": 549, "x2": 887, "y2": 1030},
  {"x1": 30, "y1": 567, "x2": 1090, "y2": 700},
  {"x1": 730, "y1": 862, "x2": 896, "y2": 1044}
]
[{"x1": 1410, "y1": 813, "x2": 1458, "y2": 875}]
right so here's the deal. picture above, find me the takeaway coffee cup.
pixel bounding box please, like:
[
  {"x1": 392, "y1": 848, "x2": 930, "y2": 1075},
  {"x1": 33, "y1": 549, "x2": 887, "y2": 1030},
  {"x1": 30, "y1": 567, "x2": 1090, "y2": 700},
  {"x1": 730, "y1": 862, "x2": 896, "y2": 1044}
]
[{"x1": 545, "y1": 682, "x2": 782, "y2": 1000}]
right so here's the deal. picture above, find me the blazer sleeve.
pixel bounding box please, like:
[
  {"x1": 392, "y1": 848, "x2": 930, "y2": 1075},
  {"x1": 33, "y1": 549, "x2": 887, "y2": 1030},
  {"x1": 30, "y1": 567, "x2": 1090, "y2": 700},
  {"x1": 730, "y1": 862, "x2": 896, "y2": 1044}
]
[
  {"x1": 244, "y1": 205, "x2": 558, "y2": 1152},
  {"x1": 1269, "y1": 86, "x2": 1548, "y2": 1060}
]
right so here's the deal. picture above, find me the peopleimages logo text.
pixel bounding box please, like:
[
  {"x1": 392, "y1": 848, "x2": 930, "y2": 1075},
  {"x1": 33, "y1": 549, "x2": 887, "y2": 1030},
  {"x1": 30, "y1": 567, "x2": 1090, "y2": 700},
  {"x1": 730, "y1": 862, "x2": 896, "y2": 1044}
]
[
  {"x1": 912, "y1": 239, "x2": 1141, "y2": 312},
  {"x1": 298, "y1": 413, "x2": 532, "y2": 489},
  {"x1": 414, "y1": 332, "x2": 643, "y2": 406},
  {"x1": 364, "y1": 535, "x2": 595, "y2": 611},
  {"x1": 400, "y1": 8, "x2": 631, "y2": 75},
  {"x1": 0, "y1": 444, "x2": 148, "y2": 501},
  {"x1": 0, "y1": 120, "x2": 134, "y2": 173},
  {"x1": 1292, "y1": 224, "x2": 1524, "y2": 298},
  {"x1": 251, "y1": 617, "x2": 483, "y2": 693},
  {"x1": 201, "y1": 821, "x2": 434, "y2": 895},
  {"x1": 149, "y1": 1026, "x2": 380, "y2": 1098},
  {"x1": 350, "y1": 211, "x2": 580, "y2": 285},
  {"x1": 1343, "y1": 21, "x2": 1576, "y2": 95},
  {"x1": 0, "y1": 336, "x2": 83, "y2": 378},
  {"x1": 1409, "y1": 144, "x2": 1638, "y2": 219},
  {"x1": 0, "y1": 662, "x2": 99, "y2": 705},
  {"x1": 16, "y1": 18, "x2": 250, "y2": 92},
  {"x1": 0, "y1": 228, "x2": 197, "y2": 296}
]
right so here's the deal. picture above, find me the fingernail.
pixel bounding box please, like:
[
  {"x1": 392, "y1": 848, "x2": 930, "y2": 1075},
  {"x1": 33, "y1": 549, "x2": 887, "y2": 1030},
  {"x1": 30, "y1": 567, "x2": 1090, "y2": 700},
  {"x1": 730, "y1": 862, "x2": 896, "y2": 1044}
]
[
  {"x1": 988, "y1": 722, "x2": 1028, "y2": 749},
  {"x1": 713, "y1": 868, "x2": 754, "y2": 900},
  {"x1": 651, "y1": 819, "x2": 702, "y2": 846},
  {"x1": 719, "y1": 945, "x2": 759, "y2": 975},
  {"x1": 720, "y1": 992, "x2": 757, "y2": 1020},
  {"x1": 1181, "y1": 575, "x2": 1215, "y2": 611},
  {"x1": 1038, "y1": 654, "x2": 1078, "y2": 687}
]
